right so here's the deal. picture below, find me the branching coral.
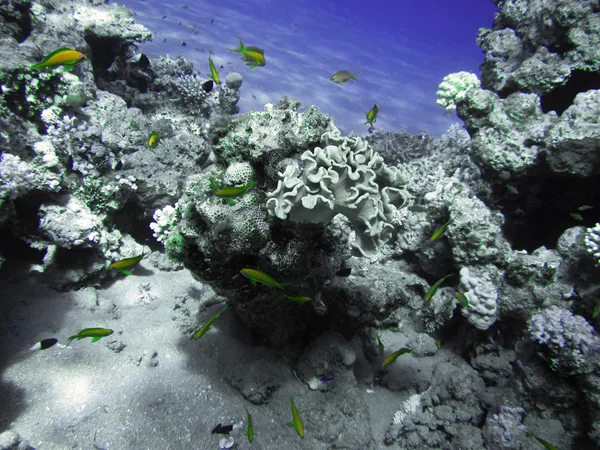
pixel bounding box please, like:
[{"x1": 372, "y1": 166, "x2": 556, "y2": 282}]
[{"x1": 529, "y1": 305, "x2": 600, "y2": 375}]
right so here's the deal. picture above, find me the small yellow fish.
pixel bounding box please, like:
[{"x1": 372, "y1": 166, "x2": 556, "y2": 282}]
[
  {"x1": 429, "y1": 218, "x2": 453, "y2": 242},
  {"x1": 425, "y1": 274, "x2": 454, "y2": 302},
  {"x1": 364, "y1": 104, "x2": 381, "y2": 128},
  {"x1": 208, "y1": 56, "x2": 220, "y2": 84},
  {"x1": 148, "y1": 131, "x2": 160, "y2": 147},
  {"x1": 433, "y1": 334, "x2": 441, "y2": 349},
  {"x1": 506, "y1": 184, "x2": 519, "y2": 194},
  {"x1": 108, "y1": 251, "x2": 146, "y2": 275},
  {"x1": 330, "y1": 70, "x2": 359, "y2": 84},
  {"x1": 289, "y1": 395, "x2": 304, "y2": 438},
  {"x1": 227, "y1": 37, "x2": 265, "y2": 68},
  {"x1": 530, "y1": 433, "x2": 557, "y2": 450},
  {"x1": 408, "y1": 205, "x2": 427, "y2": 213},
  {"x1": 30, "y1": 47, "x2": 87, "y2": 72},
  {"x1": 284, "y1": 295, "x2": 311, "y2": 304},
  {"x1": 455, "y1": 291, "x2": 470, "y2": 308},
  {"x1": 189, "y1": 304, "x2": 231, "y2": 341},
  {"x1": 240, "y1": 267, "x2": 294, "y2": 290},
  {"x1": 243, "y1": 406, "x2": 254, "y2": 443},
  {"x1": 215, "y1": 180, "x2": 257, "y2": 198},
  {"x1": 381, "y1": 348, "x2": 411, "y2": 367},
  {"x1": 67, "y1": 328, "x2": 113, "y2": 344}
]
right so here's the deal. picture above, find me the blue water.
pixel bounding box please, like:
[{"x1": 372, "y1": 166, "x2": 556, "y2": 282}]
[{"x1": 117, "y1": 0, "x2": 498, "y2": 136}]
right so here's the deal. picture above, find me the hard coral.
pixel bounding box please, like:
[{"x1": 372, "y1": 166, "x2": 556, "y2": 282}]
[
  {"x1": 267, "y1": 123, "x2": 410, "y2": 257},
  {"x1": 529, "y1": 305, "x2": 600, "y2": 375}
]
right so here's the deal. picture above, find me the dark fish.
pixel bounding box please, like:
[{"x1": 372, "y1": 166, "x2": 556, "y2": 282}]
[
  {"x1": 319, "y1": 377, "x2": 335, "y2": 383},
  {"x1": 336, "y1": 267, "x2": 351, "y2": 277},
  {"x1": 181, "y1": 4, "x2": 188, "y2": 9},
  {"x1": 114, "y1": 160, "x2": 123, "y2": 170},
  {"x1": 202, "y1": 80, "x2": 214, "y2": 93},
  {"x1": 161, "y1": 15, "x2": 167, "y2": 19},
  {"x1": 162, "y1": 38, "x2": 167, "y2": 43},
  {"x1": 29, "y1": 338, "x2": 58, "y2": 351},
  {"x1": 181, "y1": 41, "x2": 186, "y2": 46},
  {"x1": 212, "y1": 423, "x2": 233, "y2": 434},
  {"x1": 210, "y1": 18, "x2": 214, "y2": 24}
]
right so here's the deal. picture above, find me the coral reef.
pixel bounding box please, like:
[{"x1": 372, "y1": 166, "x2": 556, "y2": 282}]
[{"x1": 0, "y1": 0, "x2": 599, "y2": 447}]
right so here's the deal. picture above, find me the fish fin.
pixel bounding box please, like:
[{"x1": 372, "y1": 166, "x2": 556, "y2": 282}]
[
  {"x1": 227, "y1": 36, "x2": 245, "y2": 53},
  {"x1": 245, "y1": 45, "x2": 264, "y2": 55},
  {"x1": 225, "y1": 198, "x2": 236, "y2": 205},
  {"x1": 120, "y1": 270, "x2": 131, "y2": 276},
  {"x1": 61, "y1": 64, "x2": 75, "y2": 72},
  {"x1": 91, "y1": 336, "x2": 102, "y2": 343},
  {"x1": 250, "y1": 279, "x2": 257, "y2": 287},
  {"x1": 289, "y1": 420, "x2": 297, "y2": 430}
]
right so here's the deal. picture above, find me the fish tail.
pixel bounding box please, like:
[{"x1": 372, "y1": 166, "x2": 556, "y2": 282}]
[
  {"x1": 29, "y1": 63, "x2": 43, "y2": 72},
  {"x1": 227, "y1": 36, "x2": 245, "y2": 54},
  {"x1": 351, "y1": 72, "x2": 360, "y2": 81}
]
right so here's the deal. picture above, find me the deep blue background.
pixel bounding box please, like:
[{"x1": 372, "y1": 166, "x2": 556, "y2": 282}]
[{"x1": 116, "y1": 0, "x2": 498, "y2": 136}]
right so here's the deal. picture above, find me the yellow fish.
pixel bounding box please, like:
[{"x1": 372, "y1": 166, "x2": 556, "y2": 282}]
[
  {"x1": 364, "y1": 104, "x2": 381, "y2": 128},
  {"x1": 147, "y1": 131, "x2": 160, "y2": 147},
  {"x1": 284, "y1": 295, "x2": 311, "y2": 304},
  {"x1": 243, "y1": 406, "x2": 253, "y2": 443},
  {"x1": 240, "y1": 267, "x2": 294, "y2": 290},
  {"x1": 381, "y1": 348, "x2": 411, "y2": 367},
  {"x1": 215, "y1": 181, "x2": 257, "y2": 198},
  {"x1": 208, "y1": 56, "x2": 220, "y2": 84},
  {"x1": 425, "y1": 273, "x2": 454, "y2": 302},
  {"x1": 189, "y1": 304, "x2": 231, "y2": 341},
  {"x1": 330, "y1": 70, "x2": 359, "y2": 84},
  {"x1": 30, "y1": 47, "x2": 87, "y2": 72},
  {"x1": 289, "y1": 395, "x2": 304, "y2": 438},
  {"x1": 227, "y1": 37, "x2": 265, "y2": 68},
  {"x1": 108, "y1": 250, "x2": 146, "y2": 275},
  {"x1": 429, "y1": 219, "x2": 453, "y2": 243},
  {"x1": 67, "y1": 328, "x2": 113, "y2": 344}
]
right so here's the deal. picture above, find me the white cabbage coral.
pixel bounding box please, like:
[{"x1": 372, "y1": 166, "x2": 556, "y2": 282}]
[{"x1": 266, "y1": 124, "x2": 409, "y2": 257}]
